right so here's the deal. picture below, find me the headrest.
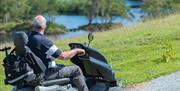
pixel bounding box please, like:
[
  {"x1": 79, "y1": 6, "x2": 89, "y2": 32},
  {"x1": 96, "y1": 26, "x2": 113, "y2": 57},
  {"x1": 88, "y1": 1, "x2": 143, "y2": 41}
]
[
  {"x1": 13, "y1": 32, "x2": 28, "y2": 55},
  {"x1": 13, "y1": 32, "x2": 28, "y2": 47}
]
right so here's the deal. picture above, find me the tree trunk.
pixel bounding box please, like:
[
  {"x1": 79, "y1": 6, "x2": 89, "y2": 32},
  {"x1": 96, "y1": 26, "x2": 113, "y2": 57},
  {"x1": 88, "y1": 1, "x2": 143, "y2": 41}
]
[
  {"x1": 88, "y1": 15, "x2": 93, "y2": 25},
  {"x1": 4, "y1": 13, "x2": 9, "y2": 23}
]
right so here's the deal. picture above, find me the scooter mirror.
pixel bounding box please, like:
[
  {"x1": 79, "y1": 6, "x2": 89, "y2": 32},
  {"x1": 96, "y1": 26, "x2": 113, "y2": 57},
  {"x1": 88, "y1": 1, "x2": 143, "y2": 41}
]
[
  {"x1": 88, "y1": 33, "x2": 94, "y2": 46},
  {"x1": 88, "y1": 33, "x2": 94, "y2": 42}
]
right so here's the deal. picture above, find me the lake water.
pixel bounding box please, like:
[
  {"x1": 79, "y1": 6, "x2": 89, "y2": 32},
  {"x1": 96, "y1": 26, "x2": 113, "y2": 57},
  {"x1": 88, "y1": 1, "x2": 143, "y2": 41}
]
[
  {"x1": 0, "y1": 0, "x2": 144, "y2": 43},
  {"x1": 53, "y1": 0, "x2": 144, "y2": 30},
  {"x1": 54, "y1": 9, "x2": 144, "y2": 29},
  {"x1": 54, "y1": 15, "x2": 131, "y2": 29},
  {"x1": 125, "y1": 0, "x2": 144, "y2": 7},
  {"x1": 54, "y1": 0, "x2": 144, "y2": 40}
]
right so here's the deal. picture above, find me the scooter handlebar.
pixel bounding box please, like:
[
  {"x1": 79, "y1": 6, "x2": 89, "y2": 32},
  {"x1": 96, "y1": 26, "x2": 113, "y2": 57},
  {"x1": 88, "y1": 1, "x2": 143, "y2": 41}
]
[
  {"x1": 0, "y1": 47, "x2": 11, "y2": 52},
  {"x1": 69, "y1": 43, "x2": 89, "y2": 57}
]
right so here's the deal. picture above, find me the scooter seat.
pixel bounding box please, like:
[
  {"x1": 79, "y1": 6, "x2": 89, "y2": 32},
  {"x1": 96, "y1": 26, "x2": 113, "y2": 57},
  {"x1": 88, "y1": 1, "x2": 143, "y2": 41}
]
[{"x1": 40, "y1": 78, "x2": 70, "y2": 86}]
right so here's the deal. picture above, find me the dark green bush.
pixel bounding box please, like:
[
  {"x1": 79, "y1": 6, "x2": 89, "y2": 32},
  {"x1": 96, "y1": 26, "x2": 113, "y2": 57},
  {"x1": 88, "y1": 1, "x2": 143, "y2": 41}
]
[{"x1": 46, "y1": 22, "x2": 68, "y2": 34}]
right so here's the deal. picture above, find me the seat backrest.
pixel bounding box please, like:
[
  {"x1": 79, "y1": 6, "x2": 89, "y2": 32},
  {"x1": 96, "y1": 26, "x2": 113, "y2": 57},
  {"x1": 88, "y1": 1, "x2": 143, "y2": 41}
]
[{"x1": 13, "y1": 32, "x2": 46, "y2": 74}]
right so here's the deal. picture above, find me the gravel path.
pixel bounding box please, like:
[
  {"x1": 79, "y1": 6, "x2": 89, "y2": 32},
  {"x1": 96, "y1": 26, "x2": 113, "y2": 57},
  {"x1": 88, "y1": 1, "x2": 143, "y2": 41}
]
[{"x1": 124, "y1": 71, "x2": 180, "y2": 91}]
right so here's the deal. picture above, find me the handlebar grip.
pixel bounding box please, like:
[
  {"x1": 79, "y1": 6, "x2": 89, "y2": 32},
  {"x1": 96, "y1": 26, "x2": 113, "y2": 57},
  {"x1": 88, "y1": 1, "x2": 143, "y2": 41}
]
[{"x1": 0, "y1": 47, "x2": 11, "y2": 51}]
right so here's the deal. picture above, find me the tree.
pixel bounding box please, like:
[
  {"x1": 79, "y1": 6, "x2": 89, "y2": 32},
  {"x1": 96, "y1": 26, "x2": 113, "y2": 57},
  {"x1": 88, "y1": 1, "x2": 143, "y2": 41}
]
[
  {"x1": 28, "y1": 0, "x2": 48, "y2": 16},
  {"x1": 0, "y1": 0, "x2": 128, "y2": 25},
  {"x1": 81, "y1": 0, "x2": 128, "y2": 24},
  {"x1": 0, "y1": 0, "x2": 28, "y2": 23},
  {"x1": 142, "y1": 0, "x2": 180, "y2": 18},
  {"x1": 98, "y1": 0, "x2": 128, "y2": 23},
  {"x1": 81, "y1": 0, "x2": 99, "y2": 24}
]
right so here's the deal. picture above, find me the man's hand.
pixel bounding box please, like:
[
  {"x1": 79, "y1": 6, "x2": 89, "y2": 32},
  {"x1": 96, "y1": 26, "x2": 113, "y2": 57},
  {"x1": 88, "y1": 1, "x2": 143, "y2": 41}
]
[
  {"x1": 59, "y1": 48, "x2": 85, "y2": 60},
  {"x1": 75, "y1": 48, "x2": 85, "y2": 56}
]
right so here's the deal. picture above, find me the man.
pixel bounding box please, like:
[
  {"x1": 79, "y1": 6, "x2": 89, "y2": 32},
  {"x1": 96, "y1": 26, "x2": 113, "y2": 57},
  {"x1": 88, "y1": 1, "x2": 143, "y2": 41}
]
[{"x1": 27, "y1": 15, "x2": 89, "y2": 91}]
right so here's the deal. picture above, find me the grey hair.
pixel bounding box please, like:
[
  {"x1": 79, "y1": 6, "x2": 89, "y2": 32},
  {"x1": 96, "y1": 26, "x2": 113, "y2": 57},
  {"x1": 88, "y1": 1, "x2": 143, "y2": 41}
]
[{"x1": 32, "y1": 15, "x2": 46, "y2": 29}]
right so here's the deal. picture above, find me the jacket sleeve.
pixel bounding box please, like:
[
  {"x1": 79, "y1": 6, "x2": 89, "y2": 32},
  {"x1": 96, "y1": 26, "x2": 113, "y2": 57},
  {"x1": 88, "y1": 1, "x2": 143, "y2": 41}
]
[{"x1": 41, "y1": 38, "x2": 62, "y2": 59}]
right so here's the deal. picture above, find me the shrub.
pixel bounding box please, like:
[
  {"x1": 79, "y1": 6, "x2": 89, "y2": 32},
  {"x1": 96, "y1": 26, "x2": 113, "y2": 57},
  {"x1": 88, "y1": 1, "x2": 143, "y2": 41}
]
[
  {"x1": 46, "y1": 21, "x2": 68, "y2": 34},
  {"x1": 162, "y1": 42, "x2": 175, "y2": 62}
]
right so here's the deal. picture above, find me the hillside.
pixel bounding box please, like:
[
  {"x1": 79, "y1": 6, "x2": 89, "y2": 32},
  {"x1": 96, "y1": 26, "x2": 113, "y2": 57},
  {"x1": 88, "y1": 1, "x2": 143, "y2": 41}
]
[{"x1": 0, "y1": 14, "x2": 180, "y2": 90}]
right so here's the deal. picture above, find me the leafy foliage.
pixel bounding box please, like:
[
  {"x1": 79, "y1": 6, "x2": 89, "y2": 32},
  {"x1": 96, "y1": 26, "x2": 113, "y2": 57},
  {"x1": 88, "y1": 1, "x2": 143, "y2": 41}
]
[
  {"x1": 142, "y1": 0, "x2": 180, "y2": 18},
  {"x1": 0, "y1": 0, "x2": 61, "y2": 23},
  {"x1": 81, "y1": 0, "x2": 128, "y2": 24},
  {"x1": 0, "y1": 0, "x2": 128, "y2": 33},
  {"x1": 46, "y1": 21, "x2": 67, "y2": 34}
]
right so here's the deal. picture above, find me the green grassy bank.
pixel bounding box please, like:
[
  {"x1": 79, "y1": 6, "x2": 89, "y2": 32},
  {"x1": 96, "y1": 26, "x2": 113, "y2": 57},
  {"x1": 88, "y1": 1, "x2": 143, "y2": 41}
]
[{"x1": 0, "y1": 14, "x2": 180, "y2": 90}]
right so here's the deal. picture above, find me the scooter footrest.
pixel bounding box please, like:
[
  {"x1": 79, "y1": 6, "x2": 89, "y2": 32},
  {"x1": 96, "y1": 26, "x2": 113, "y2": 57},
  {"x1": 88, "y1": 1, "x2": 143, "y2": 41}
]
[{"x1": 40, "y1": 78, "x2": 70, "y2": 86}]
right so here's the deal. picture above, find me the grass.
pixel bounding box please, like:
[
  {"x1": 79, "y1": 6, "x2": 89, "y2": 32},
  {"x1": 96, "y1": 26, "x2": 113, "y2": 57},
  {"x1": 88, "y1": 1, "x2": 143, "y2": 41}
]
[
  {"x1": 0, "y1": 14, "x2": 180, "y2": 90},
  {"x1": 0, "y1": 43, "x2": 13, "y2": 91}
]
